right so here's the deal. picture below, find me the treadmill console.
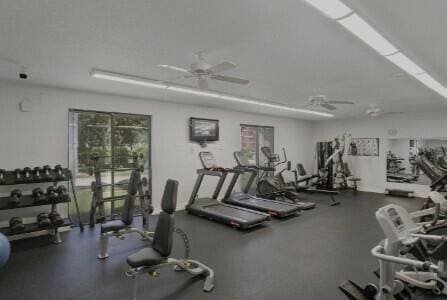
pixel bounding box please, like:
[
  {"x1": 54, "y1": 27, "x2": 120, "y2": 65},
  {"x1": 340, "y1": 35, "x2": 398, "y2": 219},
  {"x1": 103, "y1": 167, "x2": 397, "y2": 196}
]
[
  {"x1": 261, "y1": 146, "x2": 280, "y2": 163},
  {"x1": 375, "y1": 204, "x2": 418, "y2": 244},
  {"x1": 199, "y1": 152, "x2": 217, "y2": 169}
]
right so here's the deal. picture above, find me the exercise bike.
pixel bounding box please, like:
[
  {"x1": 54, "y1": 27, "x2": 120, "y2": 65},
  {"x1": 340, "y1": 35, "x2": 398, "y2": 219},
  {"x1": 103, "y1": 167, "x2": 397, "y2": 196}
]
[{"x1": 256, "y1": 147, "x2": 316, "y2": 210}]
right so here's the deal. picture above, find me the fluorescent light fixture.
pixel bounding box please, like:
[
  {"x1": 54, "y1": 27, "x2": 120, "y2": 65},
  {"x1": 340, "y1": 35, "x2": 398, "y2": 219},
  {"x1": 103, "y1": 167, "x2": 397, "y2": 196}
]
[
  {"x1": 91, "y1": 69, "x2": 167, "y2": 89},
  {"x1": 432, "y1": 86, "x2": 447, "y2": 98},
  {"x1": 338, "y1": 13, "x2": 398, "y2": 56},
  {"x1": 304, "y1": 0, "x2": 352, "y2": 19},
  {"x1": 91, "y1": 69, "x2": 334, "y2": 117},
  {"x1": 414, "y1": 73, "x2": 442, "y2": 89},
  {"x1": 385, "y1": 52, "x2": 424, "y2": 75},
  {"x1": 167, "y1": 86, "x2": 221, "y2": 98}
]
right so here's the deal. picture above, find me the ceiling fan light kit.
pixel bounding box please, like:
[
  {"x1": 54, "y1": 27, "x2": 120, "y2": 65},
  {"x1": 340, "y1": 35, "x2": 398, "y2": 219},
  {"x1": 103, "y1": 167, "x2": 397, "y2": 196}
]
[
  {"x1": 304, "y1": 0, "x2": 447, "y2": 99},
  {"x1": 91, "y1": 69, "x2": 333, "y2": 118}
]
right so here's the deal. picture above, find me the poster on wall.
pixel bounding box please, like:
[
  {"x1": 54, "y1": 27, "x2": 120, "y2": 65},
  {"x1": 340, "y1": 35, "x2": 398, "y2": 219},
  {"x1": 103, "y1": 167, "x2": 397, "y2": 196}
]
[
  {"x1": 386, "y1": 138, "x2": 447, "y2": 185},
  {"x1": 350, "y1": 138, "x2": 379, "y2": 156}
]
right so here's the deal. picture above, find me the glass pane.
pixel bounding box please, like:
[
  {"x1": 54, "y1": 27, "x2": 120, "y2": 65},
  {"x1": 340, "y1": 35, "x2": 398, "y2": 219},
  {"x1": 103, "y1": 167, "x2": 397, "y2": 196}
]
[
  {"x1": 112, "y1": 114, "x2": 150, "y2": 216},
  {"x1": 68, "y1": 111, "x2": 112, "y2": 223},
  {"x1": 240, "y1": 126, "x2": 258, "y2": 190}
]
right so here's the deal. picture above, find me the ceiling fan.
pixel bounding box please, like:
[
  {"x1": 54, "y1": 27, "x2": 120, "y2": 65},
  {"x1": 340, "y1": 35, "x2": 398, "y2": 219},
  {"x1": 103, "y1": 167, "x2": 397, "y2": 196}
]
[
  {"x1": 366, "y1": 104, "x2": 403, "y2": 117},
  {"x1": 305, "y1": 93, "x2": 354, "y2": 111},
  {"x1": 158, "y1": 51, "x2": 250, "y2": 89}
]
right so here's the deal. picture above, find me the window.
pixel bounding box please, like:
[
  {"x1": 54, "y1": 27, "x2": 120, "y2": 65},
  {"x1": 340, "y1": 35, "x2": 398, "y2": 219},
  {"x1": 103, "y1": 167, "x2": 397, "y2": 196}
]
[
  {"x1": 68, "y1": 110, "x2": 151, "y2": 222},
  {"x1": 240, "y1": 125, "x2": 274, "y2": 190}
]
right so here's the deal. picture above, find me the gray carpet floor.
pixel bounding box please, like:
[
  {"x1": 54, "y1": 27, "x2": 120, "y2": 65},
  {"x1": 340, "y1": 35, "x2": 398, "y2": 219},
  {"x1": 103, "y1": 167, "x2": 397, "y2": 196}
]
[{"x1": 0, "y1": 192, "x2": 426, "y2": 300}]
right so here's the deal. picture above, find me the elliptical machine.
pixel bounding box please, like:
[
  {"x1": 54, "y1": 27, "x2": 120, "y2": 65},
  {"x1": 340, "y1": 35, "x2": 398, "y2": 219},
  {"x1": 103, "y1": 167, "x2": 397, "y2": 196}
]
[
  {"x1": 256, "y1": 146, "x2": 315, "y2": 210},
  {"x1": 339, "y1": 204, "x2": 447, "y2": 299}
]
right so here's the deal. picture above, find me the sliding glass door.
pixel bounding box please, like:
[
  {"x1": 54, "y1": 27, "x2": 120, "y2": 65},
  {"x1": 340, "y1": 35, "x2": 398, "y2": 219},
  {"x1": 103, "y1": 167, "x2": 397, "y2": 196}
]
[{"x1": 68, "y1": 110, "x2": 151, "y2": 223}]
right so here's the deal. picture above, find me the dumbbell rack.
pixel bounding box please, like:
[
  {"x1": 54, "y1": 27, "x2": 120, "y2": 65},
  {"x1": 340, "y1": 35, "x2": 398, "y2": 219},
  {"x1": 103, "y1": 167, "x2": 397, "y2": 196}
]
[
  {"x1": 0, "y1": 167, "x2": 84, "y2": 243},
  {"x1": 89, "y1": 154, "x2": 151, "y2": 229}
]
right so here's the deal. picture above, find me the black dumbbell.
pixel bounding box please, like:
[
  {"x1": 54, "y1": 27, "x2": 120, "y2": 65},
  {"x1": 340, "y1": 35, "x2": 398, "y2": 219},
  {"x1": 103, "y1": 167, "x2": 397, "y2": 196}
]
[
  {"x1": 42, "y1": 165, "x2": 52, "y2": 178},
  {"x1": 0, "y1": 169, "x2": 5, "y2": 184},
  {"x1": 37, "y1": 213, "x2": 52, "y2": 228},
  {"x1": 34, "y1": 167, "x2": 42, "y2": 180},
  {"x1": 48, "y1": 211, "x2": 64, "y2": 226},
  {"x1": 23, "y1": 167, "x2": 32, "y2": 181},
  {"x1": 46, "y1": 186, "x2": 59, "y2": 202},
  {"x1": 54, "y1": 165, "x2": 66, "y2": 180},
  {"x1": 32, "y1": 187, "x2": 46, "y2": 204},
  {"x1": 14, "y1": 168, "x2": 22, "y2": 183},
  {"x1": 9, "y1": 217, "x2": 25, "y2": 233},
  {"x1": 9, "y1": 189, "x2": 22, "y2": 207},
  {"x1": 57, "y1": 185, "x2": 69, "y2": 201}
]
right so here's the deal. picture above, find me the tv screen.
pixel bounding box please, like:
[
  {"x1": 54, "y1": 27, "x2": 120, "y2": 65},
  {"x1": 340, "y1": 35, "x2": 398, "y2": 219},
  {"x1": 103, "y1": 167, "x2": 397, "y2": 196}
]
[{"x1": 190, "y1": 118, "x2": 219, "y2": 142}]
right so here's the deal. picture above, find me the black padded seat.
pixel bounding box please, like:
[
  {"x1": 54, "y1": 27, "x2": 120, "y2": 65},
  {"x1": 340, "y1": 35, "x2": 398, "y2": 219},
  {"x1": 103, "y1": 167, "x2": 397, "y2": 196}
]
[
  {"x1": 126, "y1": 248, "x2": 167, "y2": 268},
  {"x1": 100, "y1": 220, "x2": 127, "y2": 234}
]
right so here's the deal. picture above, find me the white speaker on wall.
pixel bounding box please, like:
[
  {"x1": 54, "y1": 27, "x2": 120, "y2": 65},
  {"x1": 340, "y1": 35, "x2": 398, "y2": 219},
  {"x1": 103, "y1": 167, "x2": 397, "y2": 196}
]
[{"x1": 19, "y1": 98, "x2": 33, "y2": 112}]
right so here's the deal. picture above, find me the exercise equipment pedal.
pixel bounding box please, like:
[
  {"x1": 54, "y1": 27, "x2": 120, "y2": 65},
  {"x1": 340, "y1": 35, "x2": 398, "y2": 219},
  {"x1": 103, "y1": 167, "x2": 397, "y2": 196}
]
[
  {"x1": 9, "y1": 217, "x2": 25, "y2": 234},
  {"x1": 37, "y1": 213, "x2": 52, "y2": 228},
  {"x1": 8, "y1": 189, "x2": 22, "y2": 207},
  {"x1": 48, "y1": 211, "x2": 64, "y2": 226},
  {"x1": 339, "y1": 280, "x2": 376, "y2": 300}
]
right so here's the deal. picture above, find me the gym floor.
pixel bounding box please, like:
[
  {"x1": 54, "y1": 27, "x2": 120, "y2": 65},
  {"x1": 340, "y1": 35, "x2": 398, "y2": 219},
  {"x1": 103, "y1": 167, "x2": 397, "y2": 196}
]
[{"x1": 0, "y1": 192, "x2": 423, "y2": 300}]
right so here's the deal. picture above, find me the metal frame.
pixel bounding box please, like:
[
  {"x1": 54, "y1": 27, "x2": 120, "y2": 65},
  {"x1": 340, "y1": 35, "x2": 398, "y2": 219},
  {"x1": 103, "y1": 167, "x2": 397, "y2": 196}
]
[
  {"x1": 68, "y1": 109, "x2": 152, "y2": 223},
  {"x1": 126, "y1": 258, "x2": 215, "y2": 300}
]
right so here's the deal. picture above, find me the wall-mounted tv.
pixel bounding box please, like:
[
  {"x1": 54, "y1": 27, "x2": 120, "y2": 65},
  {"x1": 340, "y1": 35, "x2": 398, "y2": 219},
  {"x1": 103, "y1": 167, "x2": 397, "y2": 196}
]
[{"x1": 189, "y1": 117, "x2": 219, "y2": 143}]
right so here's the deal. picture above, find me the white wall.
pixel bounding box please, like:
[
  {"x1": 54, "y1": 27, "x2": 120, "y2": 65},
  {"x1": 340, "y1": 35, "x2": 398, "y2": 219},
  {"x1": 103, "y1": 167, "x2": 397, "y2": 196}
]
[
  {"x1": 0, "y1": 80, "x2": 315, "y2": 223},
  {"x1": 312, "y1": 110, "x2": 447, "y2": 197}
]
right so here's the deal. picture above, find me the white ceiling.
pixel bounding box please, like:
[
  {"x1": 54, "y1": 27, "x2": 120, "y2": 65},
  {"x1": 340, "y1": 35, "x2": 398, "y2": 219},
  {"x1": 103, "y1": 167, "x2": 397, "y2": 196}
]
[{"x1": 0, "y1": 0, "x2": 446, "y2": 120}]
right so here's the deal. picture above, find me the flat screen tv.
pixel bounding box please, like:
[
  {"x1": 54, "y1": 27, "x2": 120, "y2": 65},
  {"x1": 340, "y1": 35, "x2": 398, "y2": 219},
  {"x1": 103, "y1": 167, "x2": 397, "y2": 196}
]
[{"x1": 190, "y1": 117, "x2": 219, "y2": 143}]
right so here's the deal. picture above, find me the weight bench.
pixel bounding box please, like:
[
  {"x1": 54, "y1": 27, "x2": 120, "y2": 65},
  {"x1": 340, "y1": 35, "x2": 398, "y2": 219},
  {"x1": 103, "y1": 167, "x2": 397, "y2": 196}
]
[
  {"x1": 126, "y1": 179, "x2": 214, "y2": 300},
  {"x1": 97, "y1": 171, "x2": 151, "y2": 259}
]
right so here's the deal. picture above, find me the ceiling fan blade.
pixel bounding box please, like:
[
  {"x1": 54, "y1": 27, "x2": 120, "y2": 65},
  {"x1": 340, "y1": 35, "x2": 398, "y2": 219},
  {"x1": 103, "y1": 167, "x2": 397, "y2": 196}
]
[
  {"x1": 327, "y1": 100, "x2": 354, "y2": 104},
  {"x1": 198, "y1": 77, "x2": 208, "y2": 89},
  {"x1": 207, "y1": 61, "x2": 236, "y2": 74},
  {"x1": 211, "y1": 75, "x2": 250, "y2": 85},
  {"x1": 158, "y1": 64, "x2": 190, "y2": 73},
  {"x1": 383, "y1": 112, "x2": 403, "y2": 116},
  {"x1": 321, "y1": 103, "x2": 337, "y2": 110}
]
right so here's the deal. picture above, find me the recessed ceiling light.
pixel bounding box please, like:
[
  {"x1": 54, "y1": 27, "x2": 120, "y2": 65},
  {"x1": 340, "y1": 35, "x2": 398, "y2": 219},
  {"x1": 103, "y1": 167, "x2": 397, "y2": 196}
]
[
  {"x1": 304, "y1": 0, "x2": 352, "y2": 19},
  {"x1": 91, "y1": 69, "x2": 334, "y2": 118},
  {"x1": 338, "y1": 13, "x2": 398, "y2": 56}
]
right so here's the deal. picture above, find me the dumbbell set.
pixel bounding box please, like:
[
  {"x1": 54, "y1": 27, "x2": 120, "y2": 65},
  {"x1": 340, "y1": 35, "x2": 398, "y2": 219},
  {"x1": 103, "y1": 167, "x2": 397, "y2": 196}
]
[
  {"x1": 2, "y1": 185, "x2": 70, "y2": 208},
  {"x1": 8, "y1": 211, "x2": 65, "y2": 234},
  {"x1": 0, "y1": 165, "x2": 67, "y2": 185}
]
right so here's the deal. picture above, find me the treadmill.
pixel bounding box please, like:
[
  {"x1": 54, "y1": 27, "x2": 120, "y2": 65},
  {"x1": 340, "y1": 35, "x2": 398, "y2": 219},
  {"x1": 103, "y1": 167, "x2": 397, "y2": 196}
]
[
  {"x1": 221, "y1": 151, "x2": 301, "y2": 218},
  {"x1": 186, "y1": 152, "x2": 270, "y2": 230}
]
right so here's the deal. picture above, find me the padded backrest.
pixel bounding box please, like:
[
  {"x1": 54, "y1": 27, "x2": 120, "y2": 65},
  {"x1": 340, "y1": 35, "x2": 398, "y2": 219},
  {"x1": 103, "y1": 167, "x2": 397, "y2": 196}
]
[
  {"x1": 152, "y1": 212, "x2": 175, "y2": 257},
  {"x1": 152, "y1": 179, "x2": 178, "y2": 257},
  {"x1": 296, "y1": 163, "x2": 307, "y2": 176},
  {"x1": 127, "y1": 171, "x2": 139, "y2": 196},
  {"x1": 161, "y1": 179, "x2": 178, "y2": 214},
  {"x1": 121, "y1": 194, "x2": 135, "y2": 225}
]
